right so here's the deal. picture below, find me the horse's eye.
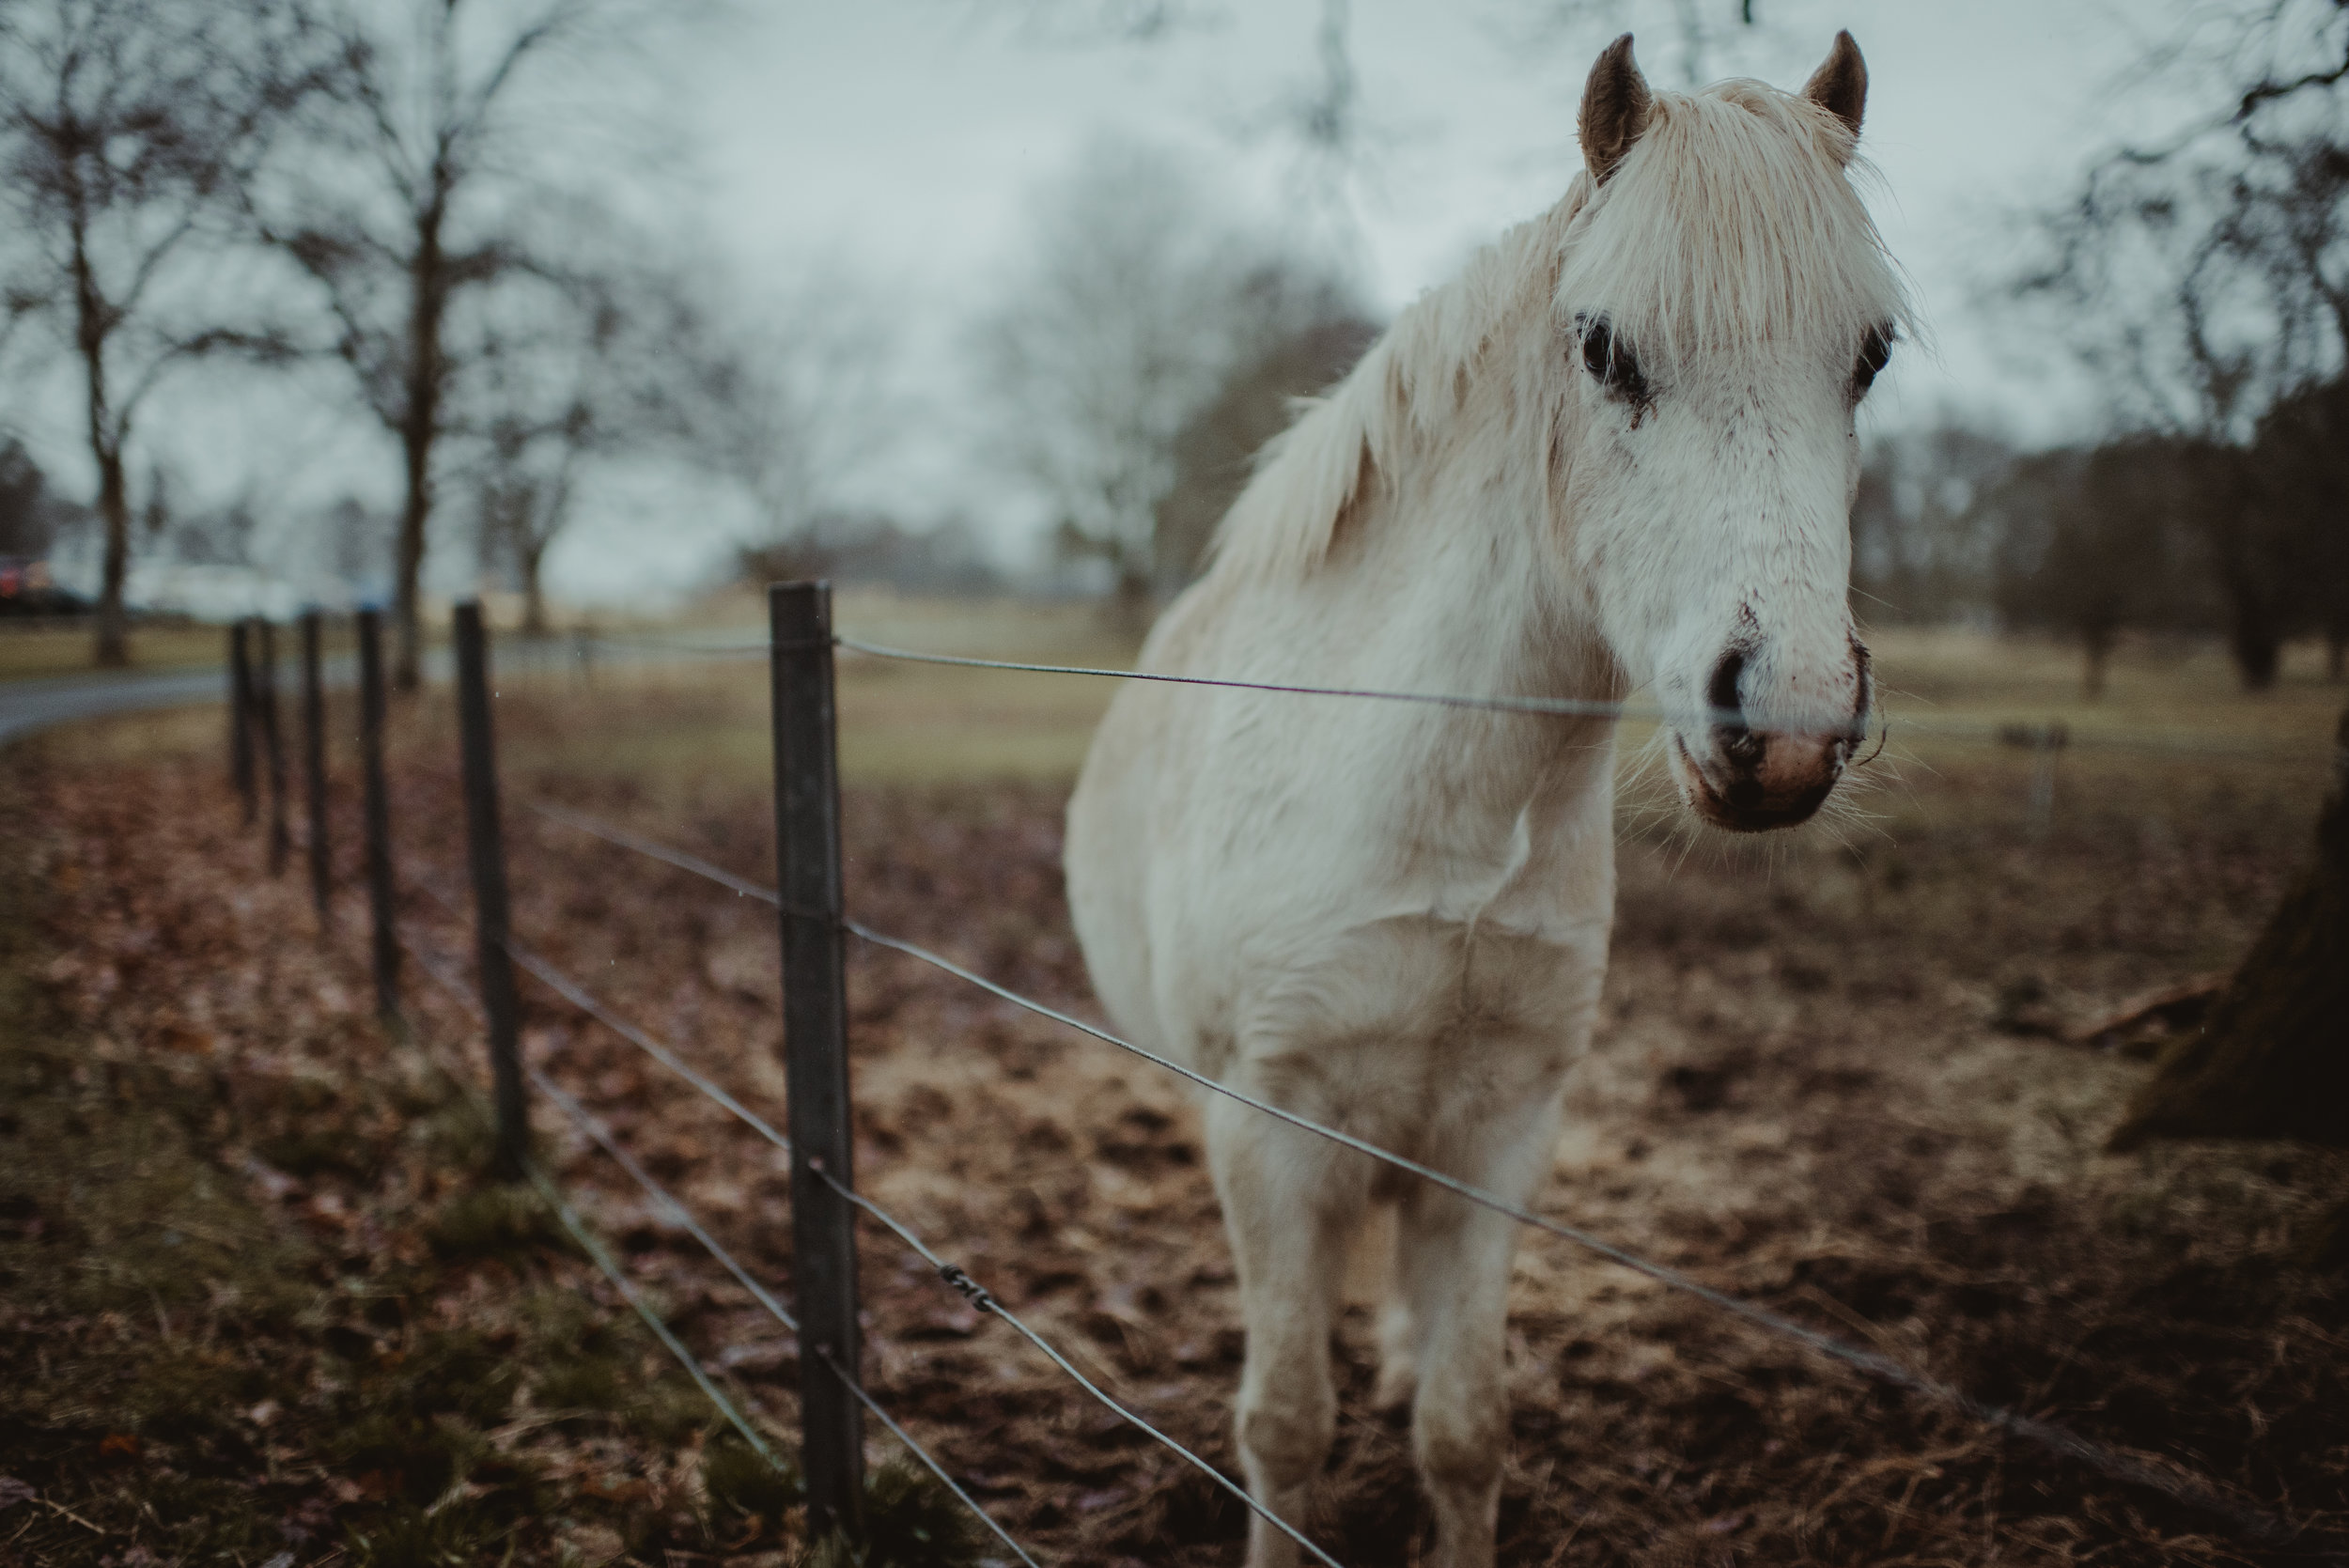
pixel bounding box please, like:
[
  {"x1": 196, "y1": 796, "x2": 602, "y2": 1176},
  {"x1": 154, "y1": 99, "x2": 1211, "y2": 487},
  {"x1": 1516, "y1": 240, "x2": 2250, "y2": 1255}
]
[
  {"x1": 1580, "y1": 318, "x2": 1614, "y2": 380},
  {"x1": 1577, "y1": 315, "x2": 1644, "y2": 400},
  {"x1": 1853, "y1": 326, "x2": 1892, "y2": 396}
]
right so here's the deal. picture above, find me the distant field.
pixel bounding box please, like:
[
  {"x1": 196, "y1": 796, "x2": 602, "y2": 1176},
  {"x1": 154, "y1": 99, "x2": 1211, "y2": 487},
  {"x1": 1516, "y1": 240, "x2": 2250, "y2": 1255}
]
[
  {"x1": 0, "y1": 620, "x2": 238, "y2": 681},
  {"x1": 21, "y1": 593, "x2": 2343, "y2": 844}
]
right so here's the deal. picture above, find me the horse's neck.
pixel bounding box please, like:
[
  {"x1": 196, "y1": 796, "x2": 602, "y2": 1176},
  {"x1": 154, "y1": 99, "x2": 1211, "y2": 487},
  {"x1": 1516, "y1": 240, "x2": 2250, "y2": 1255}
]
[{"x1": 1216, "y1": 384, "x2": 1616, "y2": 870}]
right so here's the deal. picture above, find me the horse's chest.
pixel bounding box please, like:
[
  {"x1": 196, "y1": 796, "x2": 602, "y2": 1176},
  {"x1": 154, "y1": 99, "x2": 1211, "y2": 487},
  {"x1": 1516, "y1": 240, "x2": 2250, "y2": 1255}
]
[{"x1": 1225, "y1": 910, "x2": 1608, "y2": 1072}]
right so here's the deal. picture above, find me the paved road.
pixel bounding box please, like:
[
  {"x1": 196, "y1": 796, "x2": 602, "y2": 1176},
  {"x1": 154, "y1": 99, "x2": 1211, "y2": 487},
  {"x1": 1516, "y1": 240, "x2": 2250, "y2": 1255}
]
[{"x1": 0, "y1": 664, "x2": 241, "y2": 748}]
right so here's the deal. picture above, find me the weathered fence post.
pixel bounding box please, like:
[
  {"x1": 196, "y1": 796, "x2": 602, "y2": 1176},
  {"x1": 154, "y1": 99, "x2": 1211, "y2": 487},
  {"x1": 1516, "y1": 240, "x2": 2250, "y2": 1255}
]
[
  {"x1": 454, "y1": 601, "x2": 530, "y2": 1179},
  {"x1": 357, "y1": 609, "x2": 401, "y2": 1022},
  {"x1": 257, "y1": 620, "x2": 290, "y2": 875},
  {"x1": 229, "y1": 621, "x2": 256, "y2": 823},
  {"x1": 301, "y1": 611, "x2": 331, "y2": 922},
  {"x1": 770, "y1": 580, "x2": 864, "y2": 1539}
]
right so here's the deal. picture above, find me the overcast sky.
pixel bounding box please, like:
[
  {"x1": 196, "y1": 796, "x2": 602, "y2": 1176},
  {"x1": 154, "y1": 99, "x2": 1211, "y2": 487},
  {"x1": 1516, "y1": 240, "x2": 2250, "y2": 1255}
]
[
  {"x1": 27, "y1": 0, "x2": 2237, "y2": 604},
  {"x1": 549, "y1": 0, "x2": 2202, "y2": 598}
]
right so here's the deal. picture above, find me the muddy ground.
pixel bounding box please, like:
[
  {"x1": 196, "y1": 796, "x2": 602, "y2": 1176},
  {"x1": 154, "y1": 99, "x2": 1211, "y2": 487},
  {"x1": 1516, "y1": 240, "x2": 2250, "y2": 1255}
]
[{"x1": 3, "y1": 689, "x2": 2345, "y2": 1567}]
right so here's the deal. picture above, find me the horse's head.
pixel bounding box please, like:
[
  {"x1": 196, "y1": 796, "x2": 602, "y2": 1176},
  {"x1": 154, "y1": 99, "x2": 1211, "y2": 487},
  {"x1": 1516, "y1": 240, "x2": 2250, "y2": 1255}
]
[{"x1": 1553, "y1": 32, "x2": 1903, "y2": 832}]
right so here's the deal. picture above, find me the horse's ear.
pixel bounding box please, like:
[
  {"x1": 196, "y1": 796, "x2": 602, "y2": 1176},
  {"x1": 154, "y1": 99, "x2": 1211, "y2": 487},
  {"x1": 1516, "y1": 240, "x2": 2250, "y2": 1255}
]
[
  {"x1": 1801, "y1": 29, "x2": 1867, "y2": 138},
  {"x1": 1579, "y1": 33, "x2": 1652, "y2": 185}
]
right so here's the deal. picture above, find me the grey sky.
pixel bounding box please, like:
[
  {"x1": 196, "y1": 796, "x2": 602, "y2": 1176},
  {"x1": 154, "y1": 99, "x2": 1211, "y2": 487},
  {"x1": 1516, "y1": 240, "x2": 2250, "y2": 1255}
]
[
  {"x1": 22, "y1": 0, "x2": 2228, "y2": 606},
  {"x1": 607, "y1": 0, "x2": 2199, "y2": 597}
]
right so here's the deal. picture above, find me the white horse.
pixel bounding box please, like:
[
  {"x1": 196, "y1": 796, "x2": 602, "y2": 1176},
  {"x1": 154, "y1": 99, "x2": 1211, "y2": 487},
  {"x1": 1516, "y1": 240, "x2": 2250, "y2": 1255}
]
[{"x1": 1066, "y1": 31, "x2": 1904, "y2": 1568}]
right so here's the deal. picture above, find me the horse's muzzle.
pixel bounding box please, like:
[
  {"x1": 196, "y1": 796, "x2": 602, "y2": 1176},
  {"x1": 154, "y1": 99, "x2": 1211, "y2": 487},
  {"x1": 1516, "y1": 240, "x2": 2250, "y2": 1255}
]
[
  {"x1": 1670, "y1": 641, "x2": 1867, "y2": 832},
  {"x1": 1671, "y1": 728, "x2": 1849, "y2": 831}
]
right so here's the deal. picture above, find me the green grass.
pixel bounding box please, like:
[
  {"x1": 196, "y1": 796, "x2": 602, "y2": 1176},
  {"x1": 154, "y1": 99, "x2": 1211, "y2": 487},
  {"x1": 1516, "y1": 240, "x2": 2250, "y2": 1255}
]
[{"x1": 0, "y1": 619, "x2": 238, "y2": 680}]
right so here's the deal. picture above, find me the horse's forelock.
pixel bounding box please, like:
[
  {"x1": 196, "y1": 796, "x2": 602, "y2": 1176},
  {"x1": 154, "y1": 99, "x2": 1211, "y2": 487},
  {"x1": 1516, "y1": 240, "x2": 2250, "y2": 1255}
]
[{"x1": 1554, "y1": 81, "x2": 1910, "y2": 363}]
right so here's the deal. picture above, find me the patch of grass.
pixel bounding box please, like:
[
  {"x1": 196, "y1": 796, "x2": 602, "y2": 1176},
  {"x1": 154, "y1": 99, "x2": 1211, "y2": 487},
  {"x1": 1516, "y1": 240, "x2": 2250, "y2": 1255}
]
[
  {"x1": 425, "y1": 1181, "x2": 566, "y2": 1260},
  {"x1": 705, "y1": 1432, "x2": 803, "y2": 1517},
  {"x1": 346, "y1": 1498, "x2": 504, "y2": 1568},
  {"x1": 0, "y1": 619, "x2": 238, "y2": 681},
  {"x1": 861, "y1": 1458, "x2": 989, "y2": 1567}
]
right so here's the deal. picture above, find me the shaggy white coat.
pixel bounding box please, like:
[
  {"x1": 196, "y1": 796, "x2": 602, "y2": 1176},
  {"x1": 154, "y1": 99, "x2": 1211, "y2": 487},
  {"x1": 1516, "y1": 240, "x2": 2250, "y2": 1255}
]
[{"x1": 1066, "y1": 42, "x2": 1909, "y2": 1568}]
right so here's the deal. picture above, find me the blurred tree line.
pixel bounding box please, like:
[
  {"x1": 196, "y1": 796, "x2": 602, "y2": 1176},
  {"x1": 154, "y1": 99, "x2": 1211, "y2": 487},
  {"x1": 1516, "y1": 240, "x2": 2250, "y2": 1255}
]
[
  {"x1": 0, "y1": 0, "x2": 894, "y2": 678},
  {"x1": 1983, "y1": 0, "x2": 2348, "y2": 695},
  {"x1": 1854, "y1": 387, "x2": 2346, "y2": 696}
]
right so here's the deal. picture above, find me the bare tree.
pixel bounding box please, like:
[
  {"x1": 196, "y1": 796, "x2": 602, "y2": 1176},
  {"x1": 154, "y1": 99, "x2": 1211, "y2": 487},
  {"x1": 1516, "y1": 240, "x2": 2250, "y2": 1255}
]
[
  {"x1": 1989, "y1": 441, "x2": 2205, "y2": 699},
  {"x1": 2012, "y1": 0, "x2": 2347, "y2": 690},
  {"x1": 978, "y1": 139, "x2": 1285, "y2": 616},
  {"x1": 466, "y1": 260, "x2": 705, "y2": 635},
  {"x1": 261, "y1": 0, "x2": 677, "y2": 689},
  {"x1": 1152, "y1": 266, "x2": 1377, "y2": 596},
  {"x1": 1847, "y1": 420, "x2": 2015, "y2": 627},
  {"x1": 0, "y1": 0, "x2": 332, "y2": 665},
  {"x1": 2250, "y1": 375, "x2": 2349, "y2": 676},
  {"x1": 686, "y1": 269, "x2": 900, "y2": 563}
]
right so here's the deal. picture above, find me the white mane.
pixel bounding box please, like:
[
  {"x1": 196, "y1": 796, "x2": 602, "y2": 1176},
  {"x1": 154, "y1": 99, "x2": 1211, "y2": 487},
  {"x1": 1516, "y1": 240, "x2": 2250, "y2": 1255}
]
[{"x1": 1211, "y1": 77, "x2": 1910, "y2": 583}]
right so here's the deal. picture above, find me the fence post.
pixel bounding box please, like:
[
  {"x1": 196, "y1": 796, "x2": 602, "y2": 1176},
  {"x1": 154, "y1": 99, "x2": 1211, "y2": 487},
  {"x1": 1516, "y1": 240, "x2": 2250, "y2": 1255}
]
[
  {"x1": 257, "y1": 620, "x2": 290, "y2": 875},
  {"x1": 454, "y1": 601, "x2": 530, "y2": 1180},
  {"x1": 358, "y1": 609, "x2": 401, "y2": 1022},
  {"x1": 301, "y1": 612, "x2": 331, "y2": 922},
  {"x1": 770, "y1": 580, "x2": 864, "y2": 1540},
  {"x1": 229, "y1": 621, "x2": 256, "y2": 824}
]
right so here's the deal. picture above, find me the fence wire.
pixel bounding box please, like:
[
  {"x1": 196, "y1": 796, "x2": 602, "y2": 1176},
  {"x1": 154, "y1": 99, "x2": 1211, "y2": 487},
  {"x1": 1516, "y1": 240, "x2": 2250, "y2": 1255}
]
[
  {"x1": 397, "y1": 908, "x2": 1041, "y2": 1563},
  {"x1": 827, "y1": 634, "x2": 2321, "y2": 762},
  {"x1": 504, "y1": 921, "x2": 792, "y2": 1157},
  {"x1": 393, "y1": 929, "x2": 786, "y2": 1469},
  {"x1": 539, "y1": 803, "x2": 2306, "y2": 1546},
  {"x1": 804, "y1": 1163, "x2": 1346, "y2": 1568}
]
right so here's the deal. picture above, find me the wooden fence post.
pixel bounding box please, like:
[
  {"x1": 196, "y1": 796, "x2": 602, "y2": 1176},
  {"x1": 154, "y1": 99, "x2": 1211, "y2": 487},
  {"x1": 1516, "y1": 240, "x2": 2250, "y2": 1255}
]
[
  {"x1": 770, "y1": 581, "x2": 864, "y2": 1539},
  {"x1": 257, "y1": 619, "x2": 290, "y2": 875},
  {"x1": 454, "y1": 601, "x2": 529, "y2": 1180},
  {"x1": 301, "y1": 612, "x2": 331, "y2": 922},
  {"x1": 358, "y1": 609, "x2": 401, "y2": 1022},
  {"x1": 229, "y1": 621, "x2": 256, "y2": 823}
]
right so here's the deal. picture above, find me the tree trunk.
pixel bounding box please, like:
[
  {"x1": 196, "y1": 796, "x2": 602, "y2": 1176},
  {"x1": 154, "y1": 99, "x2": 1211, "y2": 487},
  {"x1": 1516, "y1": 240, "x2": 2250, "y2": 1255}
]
[
  {"x1": 2082, "y1": 629, "x2": 2112, "y2": 701},
  {"x1": 72, "y1": 225, "x2": 130, "y2": 670},
  {"x1": 92, "y1": 443, "x2": 131, "y2": 669},
  {"x1": 521, "y1": 540, "x2": 549, "y2": 639},
  {"x1": 2108, "y1": 703, "x2": 2349, "y2": 1154},
  {"x1": 392, "y1": 204, "x2": 448, "y2": 693},
  {"x1": 2225, "y1": 579, "x2": 2283, "y2": 691},
  {"x1": 393, "y1": 429, "x2": 430, "y2": 692}
]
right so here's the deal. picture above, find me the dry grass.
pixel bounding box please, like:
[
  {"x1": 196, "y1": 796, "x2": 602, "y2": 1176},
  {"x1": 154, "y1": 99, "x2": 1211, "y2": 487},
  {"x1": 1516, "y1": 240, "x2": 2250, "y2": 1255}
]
[{"x1": 0, "y1": 620, "x2": 238, "y2": 681}]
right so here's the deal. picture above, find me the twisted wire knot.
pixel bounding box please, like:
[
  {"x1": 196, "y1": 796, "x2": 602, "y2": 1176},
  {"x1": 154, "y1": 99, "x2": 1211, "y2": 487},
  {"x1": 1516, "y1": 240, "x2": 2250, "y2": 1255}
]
[{"x1": 938, "y1": 1265, "x2": 997, "y2": 1313}]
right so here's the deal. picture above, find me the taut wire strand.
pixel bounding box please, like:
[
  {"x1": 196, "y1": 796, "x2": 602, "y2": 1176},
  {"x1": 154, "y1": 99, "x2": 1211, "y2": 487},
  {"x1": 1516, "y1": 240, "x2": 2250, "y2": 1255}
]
[
  {"x1": 840, "y1": 924, "x2": 2299, "y2": 1544},
  {"x1": 832, "y1": 635, "x2": 2318, "y2": 760},
  {"x1": 524, "y1": 806, "x2": 2301, "y2": 1543},
  {"x1": 835, "y1": 634, "x2": 1650, "y2": 722},
  {"x1": 400, "y1": 904, "x2": 1036, "y2": 1560},
  {"x1": 527, "y1": 1063, "x2": 799, "y2": 1333},
  {"x1": 503, "y1": 927, "x2": 793, "y2": 1157},
  {"x1": 811, "y1": 1345, "x2": 1046, "y2": 1568},
  {"x1": 531, "y1": 1164, "x2": 788, "y2": 1470},
  {"x1": 390, "y1": 929, "x2": 788, "y2": 1472},
  {"x1": 807, "y1": 1165, "x2": 1348, "y2": 1568}
]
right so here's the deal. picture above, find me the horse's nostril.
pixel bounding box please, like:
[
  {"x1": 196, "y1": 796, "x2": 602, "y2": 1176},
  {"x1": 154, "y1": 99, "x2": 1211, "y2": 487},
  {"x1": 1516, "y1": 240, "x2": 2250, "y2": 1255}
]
[{"x1": 1707, "y1": 648, "x2": 1747, "y2": 728}]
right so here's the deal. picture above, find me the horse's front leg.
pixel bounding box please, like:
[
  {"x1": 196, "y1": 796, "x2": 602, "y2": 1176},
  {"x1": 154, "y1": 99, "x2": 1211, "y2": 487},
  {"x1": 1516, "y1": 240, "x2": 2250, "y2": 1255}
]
[
  {"x1": 1394, "y1": 1090, "x2": 1566, "y2": 1568},
  {"x1": 1206, "y1": 1090, "x2": 1370, "y2": 1568}
]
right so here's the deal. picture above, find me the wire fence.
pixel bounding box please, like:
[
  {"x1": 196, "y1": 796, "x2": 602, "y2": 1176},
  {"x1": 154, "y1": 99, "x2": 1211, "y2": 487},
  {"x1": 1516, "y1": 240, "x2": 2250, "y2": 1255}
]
[
  {"x1": 573, "y1": 628, "x2": 2335, "y2": 764},
  {"x1": 208, "y1": 593, "x2": 2323, "y2": 1563}
]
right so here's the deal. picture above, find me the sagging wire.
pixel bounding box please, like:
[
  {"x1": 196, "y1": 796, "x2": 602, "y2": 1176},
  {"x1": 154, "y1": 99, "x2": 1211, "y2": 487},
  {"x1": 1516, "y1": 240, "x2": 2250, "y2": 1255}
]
[{"x1": 805, "y1": 1164, "x2": 1346, "y2": 1568}]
